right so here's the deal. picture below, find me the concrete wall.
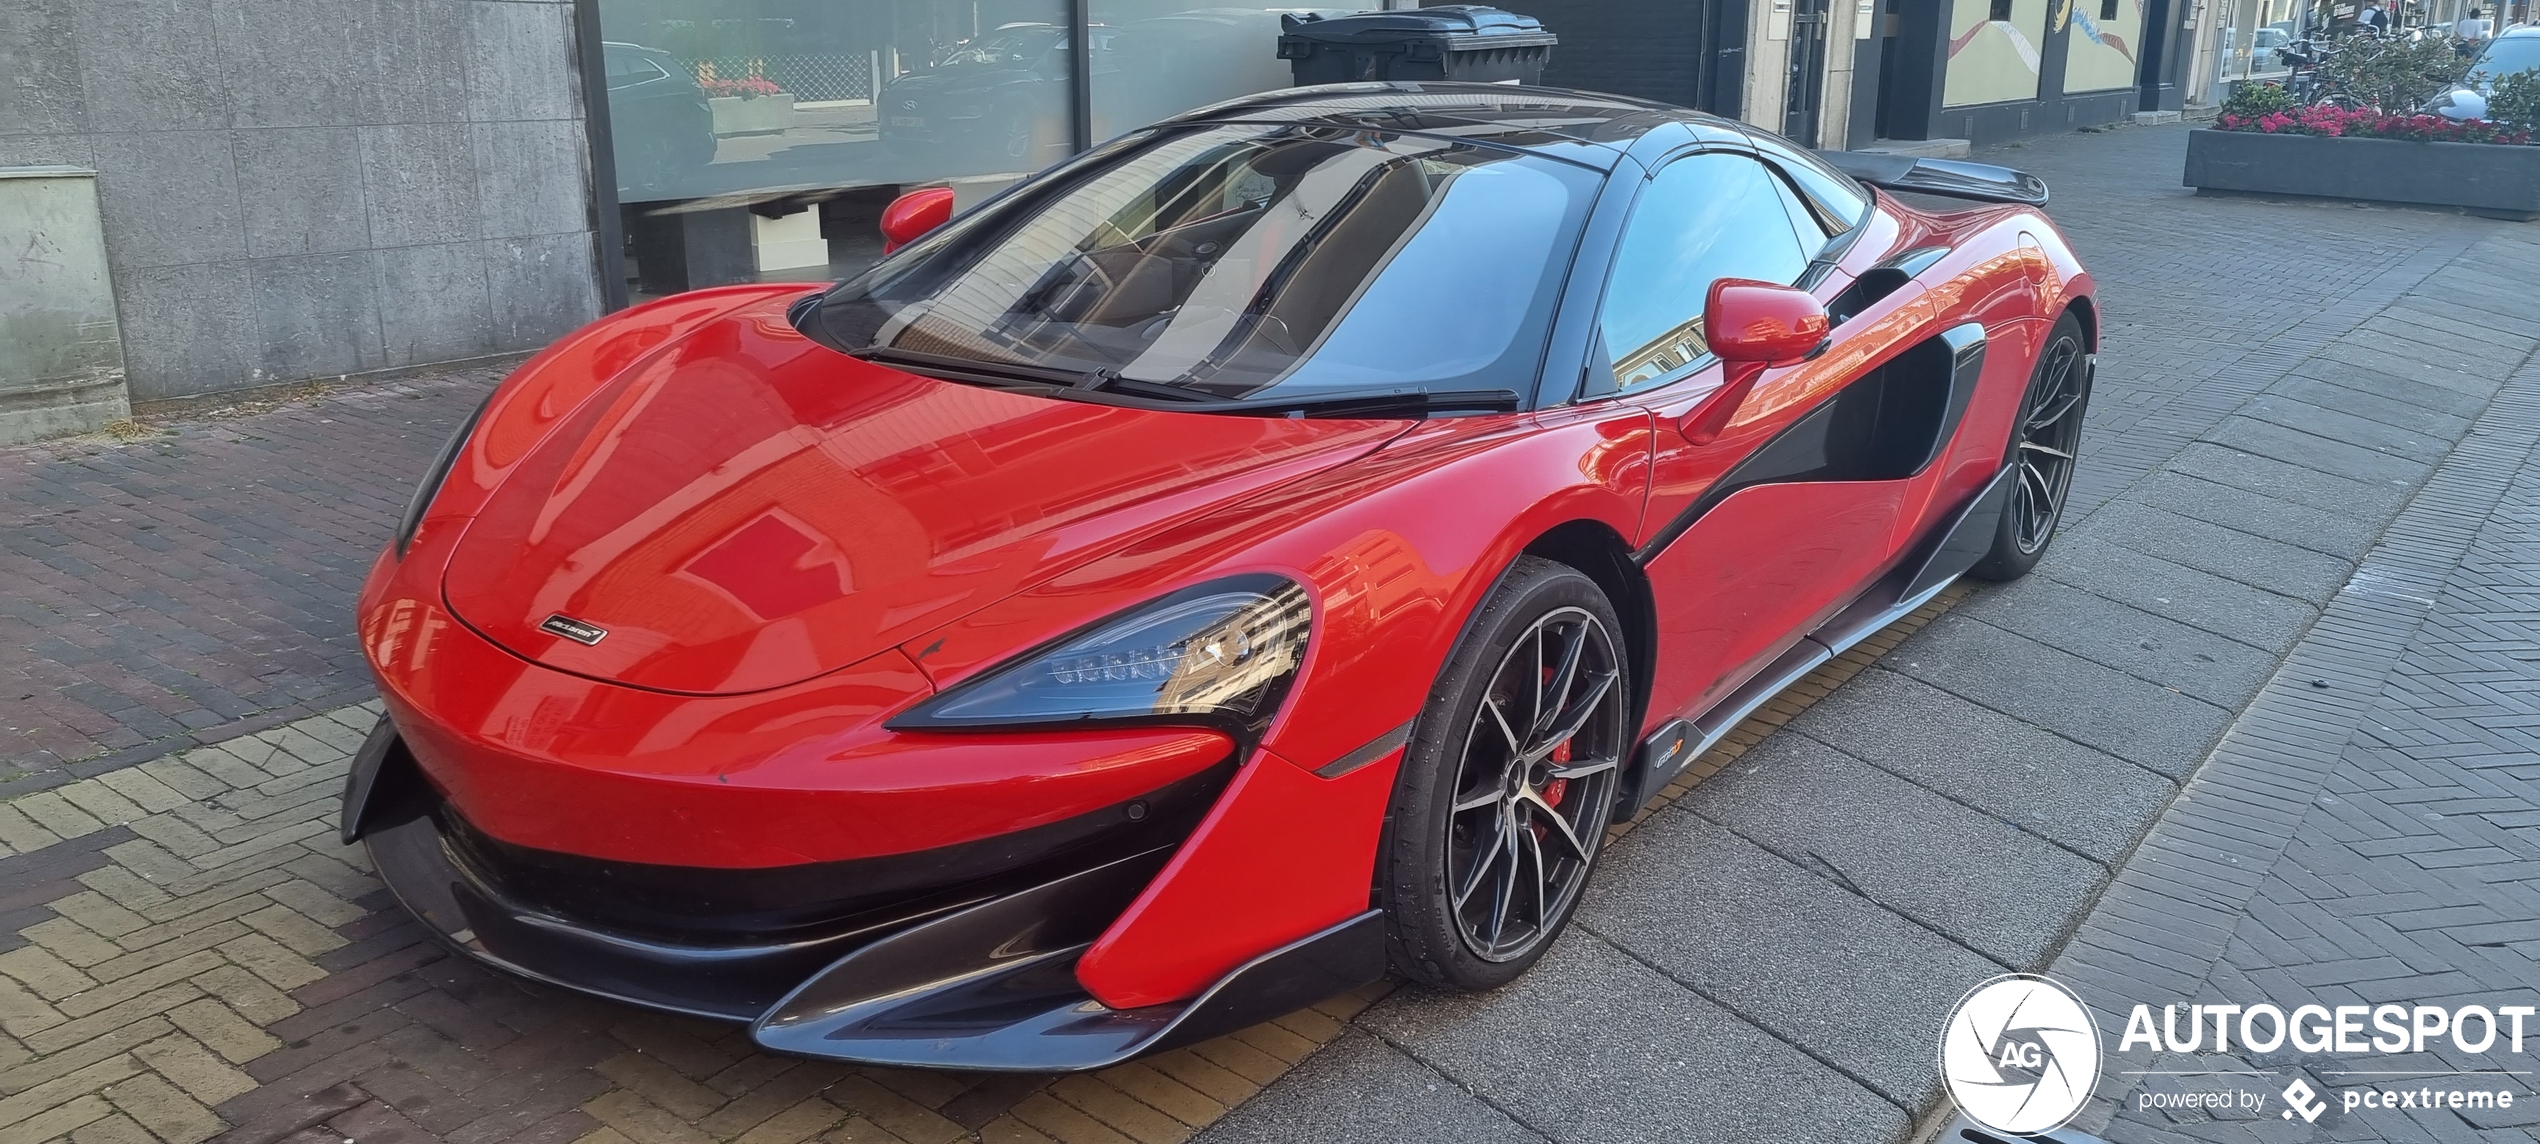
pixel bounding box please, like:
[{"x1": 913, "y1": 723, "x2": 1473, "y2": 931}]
[{"x1": 0, "y1": 0, "x2": 604, "y2": 403}]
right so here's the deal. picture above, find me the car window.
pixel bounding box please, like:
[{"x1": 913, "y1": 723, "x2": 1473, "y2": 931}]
[
  {"x1": 815, "y1": 124, "x2": 1601, "y2": 402},
  {"x1": 1738, "y1": 130, "x2": 1873, "y2": 234},
  {"x1": 1598, "y1": 152, "x2": 1813, "y2": 390},
  {"x1": 1768, "y1": 167, "x2": 1833, "y2": 251},
  {"x1": 1782, "y1": 156, "x2": 1869, "y2": 233},
  {"x1": 2471, "y1": 36, "x2": 2540, "y2": 82},
  {"x1": 605, "y1": 52, "x2": 669, "y2": 91}
]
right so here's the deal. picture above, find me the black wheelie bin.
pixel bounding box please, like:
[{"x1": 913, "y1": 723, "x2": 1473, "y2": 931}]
[{"x1": 1277, "y1": 6, "x2": 1558, "y2": 85}]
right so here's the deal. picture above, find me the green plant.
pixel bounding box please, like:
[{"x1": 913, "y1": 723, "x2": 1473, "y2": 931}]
[
  {"x1": 2490, "y1": 69, "x2": 2540, "y2": 130},
  {"x1": 2316, "y1": 32, "x2": 2474, "y2": 111},
  {"x1": 2222, "y1": 81, "x2": 2298, "y2": 119}
]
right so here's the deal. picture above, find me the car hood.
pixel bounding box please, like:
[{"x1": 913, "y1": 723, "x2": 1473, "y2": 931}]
[{"x1": 441, "y1": 297, "x2": 1403, "y2": 696}]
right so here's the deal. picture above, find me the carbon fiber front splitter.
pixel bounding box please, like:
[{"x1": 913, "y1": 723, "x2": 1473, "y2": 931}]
[{"x1": 352, "y1": 738, "x2": 1384, "y2": 1070}]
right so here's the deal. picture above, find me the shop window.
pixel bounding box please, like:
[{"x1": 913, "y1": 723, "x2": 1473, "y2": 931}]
[
  {"x1": 598, "y1": 0, "x2": 1320, "y2": 302},
  {"x1": 1089, "y1": 4, "x2": 1317, "y2": 141},
  {"x1": 600, "y1": 0, "x2": 1071, "y2": 298}
]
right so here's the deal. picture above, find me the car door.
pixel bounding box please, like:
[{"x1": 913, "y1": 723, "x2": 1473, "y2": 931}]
[{"x1": 1602, "y1": 148, "x2": 1941, "y2": 725}]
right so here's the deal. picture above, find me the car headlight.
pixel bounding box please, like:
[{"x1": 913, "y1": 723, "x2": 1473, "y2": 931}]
[
  {"x1": 891, "y1": 576, "x2": 1312, "y2": 733},
  {"x1": 393, "y1": 394, "x2": 491, "y2": 557}
]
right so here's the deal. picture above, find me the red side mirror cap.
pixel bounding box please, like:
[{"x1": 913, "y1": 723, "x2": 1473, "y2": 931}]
[
  {"x1": 1679, "y1": 279, "x2": 1831, "y2": 446},
  {"x1": 880, "y1": 187, "x2": 956, "y2": 255},
  {"x1": 1705, "y1": 278, "x2": 1830, "y2": 365}
]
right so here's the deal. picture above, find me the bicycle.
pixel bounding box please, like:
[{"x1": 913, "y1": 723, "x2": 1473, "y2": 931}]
[{"x1": 2277, "y1": 38, "x2": 2372, "y2": 107}]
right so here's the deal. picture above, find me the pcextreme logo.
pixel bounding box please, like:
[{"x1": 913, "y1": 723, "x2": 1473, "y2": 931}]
[{"x1": 1939, "y1": 974, "x2": 2103, "y2": 1134}]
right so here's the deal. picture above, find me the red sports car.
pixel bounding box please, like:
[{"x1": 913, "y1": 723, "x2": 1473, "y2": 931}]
[{"x1": 346, "y1": 84, "x2": 2095, "y2": 1071}]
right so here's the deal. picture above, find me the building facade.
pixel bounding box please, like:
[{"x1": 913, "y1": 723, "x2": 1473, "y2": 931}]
[
  {"x1": 0, "y1": 0, "x2": 605, "y2": 421},
  {"x1": 1, "y1": 0, "x2": 2182, "y2": 440}
]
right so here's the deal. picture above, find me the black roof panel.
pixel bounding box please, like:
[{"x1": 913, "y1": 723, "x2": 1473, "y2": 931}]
[{"x1": 1164, "y1": 82, "x2": 1748, "y2": 165}]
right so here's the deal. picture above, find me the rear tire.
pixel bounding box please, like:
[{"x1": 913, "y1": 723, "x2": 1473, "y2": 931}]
[
  {"x1": 1969, "y1": 312, "x2": 2091, "y2": 582},
  {"x1": 1378, "y1": 557, "x2": 1630, "y2": 990}
]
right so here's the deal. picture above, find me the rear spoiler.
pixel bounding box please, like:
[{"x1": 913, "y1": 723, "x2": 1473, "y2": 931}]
[{"x1": 1812, "y1": 151, "x2": 2050, "y2": 207}]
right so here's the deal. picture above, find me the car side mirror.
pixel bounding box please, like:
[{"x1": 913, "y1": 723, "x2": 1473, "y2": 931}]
[
  {"x1": 880, "y1": 187, "x2": 956, "y2": 255},
  {"x1": 1680, "y1": 279, "x2": 1831, "y2": 445}
]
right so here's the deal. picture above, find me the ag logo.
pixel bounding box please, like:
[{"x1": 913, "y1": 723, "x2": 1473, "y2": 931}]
[{"x1": 1940, "y1": 974, "x2": 2102, "y2": 1134}]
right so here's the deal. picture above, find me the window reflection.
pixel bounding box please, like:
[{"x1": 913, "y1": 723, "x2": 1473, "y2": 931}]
[
  {"x1": 600, "y1": 0, "x2": 1076, "y2": 205},
  {"x1": 1091, "y1": 6, "x2": 1348, "y2": 136},
  {"x1": 597, "y1": 2, "x2": 1343, "y2": 301},
  {"x1": 817, "y1": 125, "x2": 1598, "y2": 401},
  {"x1": 1600, "y1": 154, "x2": 1812, "y2": 389}
]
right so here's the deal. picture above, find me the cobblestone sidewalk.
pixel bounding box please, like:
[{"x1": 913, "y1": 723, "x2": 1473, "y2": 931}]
[
  {"x1": 0, "y1": 702, "x2": 1398, "y2": 1144},
  {"x1": 2056, "y1": 277, "x2": 2540, "y2": 1143},
  {"x1": 1, "y1": 367, "x2": 505, "y2": 789}
]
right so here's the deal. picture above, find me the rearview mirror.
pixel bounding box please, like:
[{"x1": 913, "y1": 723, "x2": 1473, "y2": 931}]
[
  {"x1": 1680, "y1": 279, "x2": 1830, "y2": 445},
  {"x1": 880, "y1": 187, "x2": 956, "y2": 255}
]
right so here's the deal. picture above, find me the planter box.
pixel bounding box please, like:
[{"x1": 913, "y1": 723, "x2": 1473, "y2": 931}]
[
  {"x1": 710, "y1": 94, "x2": 794, "y2": 137},
  {"x1": 2184, "y1": 128, "x2": 2540, "y2": 220}
]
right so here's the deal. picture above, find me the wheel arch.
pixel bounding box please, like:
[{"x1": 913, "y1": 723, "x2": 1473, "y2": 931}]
[
  {"x1": 2063, "y1": 294, "x2": 2099, "y2": 352},
  {"x1": 1521, "y1": 520, "x2": 1657, "y2": 739}
]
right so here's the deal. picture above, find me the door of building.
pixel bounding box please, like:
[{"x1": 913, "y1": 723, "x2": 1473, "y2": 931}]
[
  {"x1": 1485, "y1": 0, "x2": 1745, "y2": 118},
  {"x1": 1782, "y1": 0, "x2": 1832, "y2": 145}
]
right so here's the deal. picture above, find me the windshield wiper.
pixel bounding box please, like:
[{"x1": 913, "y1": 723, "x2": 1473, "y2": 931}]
[
  {"x1": 846, "y1": 345, "x2": 1211, "y2": 403},
  {"x1": 1219, "y1": 387, "x2": 1523, "y2": 418},
  {"x1": 846, "y1": 344, "x2": 1083, "y2": 389},
  {"x1": 849, "y1": 346, "x2": 1516, "y2": 418}
]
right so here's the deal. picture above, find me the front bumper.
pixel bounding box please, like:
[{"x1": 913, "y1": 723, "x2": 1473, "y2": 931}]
[{"x1": 347, "y1": 724, "x2": 1384, "y2": 1069}]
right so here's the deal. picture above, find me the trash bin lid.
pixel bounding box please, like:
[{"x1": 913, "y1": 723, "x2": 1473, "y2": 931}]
[{"x1": 1277, "y1": 5, "x2": 1557, "y2": 47}]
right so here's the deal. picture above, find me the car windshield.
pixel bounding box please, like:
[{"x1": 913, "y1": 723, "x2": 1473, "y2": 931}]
[
  {"x1": 2472, "y1": 36, "x2": 2540, "y2": 82},
  {"x1": 809, "y1": 123, "x2": 1602, "y2": 404},
  {"x1": 938, "y1": 28, "x2": 1057, "y2": 68}
]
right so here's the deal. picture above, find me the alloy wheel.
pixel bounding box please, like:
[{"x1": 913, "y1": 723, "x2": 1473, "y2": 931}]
[
  {"x1": 1444, "y1": 607, "x2": 1627, "y2": 962},
  {"x1": 2011, "y1": 341, "x2": 2088, "y2": 555}
]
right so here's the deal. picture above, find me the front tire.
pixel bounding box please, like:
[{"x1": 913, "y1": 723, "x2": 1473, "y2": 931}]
[
  {"x1": 1968, "y1": 311, "x2": 2092, "y2": 582},
  {"x1": 1378, "y1": 557, "x2": 1631, "y2": 990}
]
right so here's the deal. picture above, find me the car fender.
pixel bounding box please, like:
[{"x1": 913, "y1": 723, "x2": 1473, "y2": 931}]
[{"x1": 1060, "y1": 407, "x2": 1653, "y2": 1008}]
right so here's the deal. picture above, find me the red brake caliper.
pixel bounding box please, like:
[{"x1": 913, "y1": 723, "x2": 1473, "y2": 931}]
[{"x1": 1538, "y1": 665, "x2": 1571, "y2": 812}]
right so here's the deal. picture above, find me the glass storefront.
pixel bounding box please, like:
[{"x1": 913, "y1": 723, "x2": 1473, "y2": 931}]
[
  {"x1": 2211, "y1": 0, "x2": 2313, "y2": 91},
  {"x1": 595, "y1": 0, "x2": 1344, "y2": 301}
]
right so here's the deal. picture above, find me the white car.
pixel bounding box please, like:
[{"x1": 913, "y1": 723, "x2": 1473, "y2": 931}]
[{"x1": 2426, "y1": 25, "x2": 2540, "y2": 119}]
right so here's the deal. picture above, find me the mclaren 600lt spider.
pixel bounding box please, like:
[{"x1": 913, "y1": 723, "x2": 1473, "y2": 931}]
[{"x1": 347, "y1": 83, "x2": 2096, "y2": 1071}]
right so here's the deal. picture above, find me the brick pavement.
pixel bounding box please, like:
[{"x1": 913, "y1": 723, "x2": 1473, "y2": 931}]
[
  {"x1": 1, "y1": 367, "x2": 508, "y2": 791},
  {"x1": 0, "y1": 700, "x2": 1409, "y2": 1144},
  {"x1": 2048, "y1": 267, "x2": 2540, "y2": 1141}
]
